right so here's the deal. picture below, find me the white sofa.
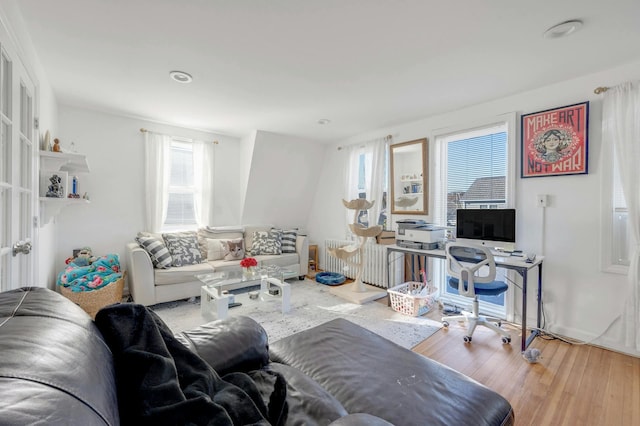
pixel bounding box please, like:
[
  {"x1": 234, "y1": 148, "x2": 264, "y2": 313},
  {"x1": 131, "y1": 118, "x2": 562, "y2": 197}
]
[{"x1": 125, "y1": 225, "x2": 309, "y2": 306}]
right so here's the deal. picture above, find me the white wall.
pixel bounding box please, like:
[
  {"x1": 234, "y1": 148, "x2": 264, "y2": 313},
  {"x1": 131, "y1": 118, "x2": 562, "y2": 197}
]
[
  {"x1": 53, "y1": 106, "x2": 242, "y2": 282},
  {"x1": 241, "y1": 130, "x2": 326, "y2": 230},
  {"x1": 309, "y1": 59, "x2": 640, "y2": 356}
]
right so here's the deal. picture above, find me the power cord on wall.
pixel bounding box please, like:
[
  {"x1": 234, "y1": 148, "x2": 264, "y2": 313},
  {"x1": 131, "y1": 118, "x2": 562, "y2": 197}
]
[{"x1": 503, "y1": 271, "x2": 622, "y2": 347}]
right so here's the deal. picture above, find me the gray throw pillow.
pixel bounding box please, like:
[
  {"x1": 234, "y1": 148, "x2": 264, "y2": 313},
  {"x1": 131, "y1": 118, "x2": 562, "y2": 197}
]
[
  {"x1": 136, "y1": 235, "x2": 173, "y2": 269},
  {"x1": 162, "y1": 232, "x2": 203, "y2": 267},
  {"x1": 272, "y1": 228, "x2": 297, "y2": 254},
  {"x1": 251, "y1": 230, "x2": 282, "y2": 255}
]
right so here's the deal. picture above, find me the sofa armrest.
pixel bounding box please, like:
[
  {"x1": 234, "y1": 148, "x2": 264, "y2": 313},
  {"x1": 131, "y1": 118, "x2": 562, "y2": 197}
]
[
  {"x1": 124, "y1": 242, "x2": 157, "y2": 306},
  {"x1": 270, "y1": 318, "x2": 514, "y2": 426},
  {"x1": 296, "y1": 235, "x2": 309, "y2": 276},
  {"x1": 175, "y1": 316, "x2": 270, "y2": 377}
]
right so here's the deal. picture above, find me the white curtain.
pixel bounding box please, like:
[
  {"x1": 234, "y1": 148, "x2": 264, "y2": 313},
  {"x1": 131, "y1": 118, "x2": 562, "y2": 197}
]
[
  {"x1": 143, "y1": 132, "x2": 171, "y2": 232},
  {"x1": 342, "y1": 137, "x2": 387, "y2": 236},
  {"x1": 603, "y1": 81, "x2": 640, "y2": 351},
  {"x1": 193, "y1": 140, "x2": 215, "y2": 227}
]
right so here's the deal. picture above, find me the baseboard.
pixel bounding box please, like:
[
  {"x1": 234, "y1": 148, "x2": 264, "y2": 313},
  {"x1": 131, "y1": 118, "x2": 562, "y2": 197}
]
[{"x1": 543, "y1": 324, "x2": 640, "y2": 358}]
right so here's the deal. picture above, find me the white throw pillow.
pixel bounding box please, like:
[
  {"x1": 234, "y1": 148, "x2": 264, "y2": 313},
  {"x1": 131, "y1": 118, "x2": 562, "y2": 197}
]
[{"x1": 207, "y1": 239, "x2": 226, "y2": 261}]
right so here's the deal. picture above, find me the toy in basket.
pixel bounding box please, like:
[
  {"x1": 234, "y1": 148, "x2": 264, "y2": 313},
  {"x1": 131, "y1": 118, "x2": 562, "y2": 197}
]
[{"x1": 388, "y1": 275, "x2": 438, "y2": 317}]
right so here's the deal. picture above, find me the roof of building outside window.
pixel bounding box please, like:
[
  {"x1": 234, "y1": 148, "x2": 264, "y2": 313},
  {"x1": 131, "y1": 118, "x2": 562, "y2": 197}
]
[{"x1": 460, "y1": 176, "x2": 505, "y2": 202}]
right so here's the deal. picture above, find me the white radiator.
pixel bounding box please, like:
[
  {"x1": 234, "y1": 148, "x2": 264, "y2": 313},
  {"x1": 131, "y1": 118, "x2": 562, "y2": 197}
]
[{"x1": 324, "y1": 239, "x2": 400, "y2": 288}]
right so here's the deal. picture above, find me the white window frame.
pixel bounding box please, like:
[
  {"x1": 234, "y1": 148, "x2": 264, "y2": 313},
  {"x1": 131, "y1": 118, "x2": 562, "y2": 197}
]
[
  {"x1": 163, "y1": 139, "x2": 197, "y2": 232},
  {"x1": 431, "y1": 112, "x2": 517, "y2": 321},
  {"x1": 600, "y1": 139, "x2": 630, "y2": 274}
]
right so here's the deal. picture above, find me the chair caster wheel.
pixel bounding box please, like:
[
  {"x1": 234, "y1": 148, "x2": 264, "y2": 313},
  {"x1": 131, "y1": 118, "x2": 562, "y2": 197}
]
[
  {"x1": 463, "y1": 336, "x2": 472, "y2": 343},
  {"x1": 502, "y1": 337, "x2": 511, "y2": 344},
  {"x1": 442, "y1": 321, "x2": 449, "y2": 328}
]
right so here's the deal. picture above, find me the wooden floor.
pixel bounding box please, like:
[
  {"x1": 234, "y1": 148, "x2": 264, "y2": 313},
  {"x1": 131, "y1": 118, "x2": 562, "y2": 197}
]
[{"x1": 407, "y1": 304, "x2": 640, "y2": 426}]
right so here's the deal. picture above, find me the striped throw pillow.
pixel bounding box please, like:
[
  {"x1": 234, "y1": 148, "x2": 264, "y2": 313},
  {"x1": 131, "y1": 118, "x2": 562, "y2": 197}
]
[
  {"x1": 273, "y1": 228, "x2": 298, "y2": 254},
  {"x1": 136, "y1": 236, "x2": 173, "y2": 269}
]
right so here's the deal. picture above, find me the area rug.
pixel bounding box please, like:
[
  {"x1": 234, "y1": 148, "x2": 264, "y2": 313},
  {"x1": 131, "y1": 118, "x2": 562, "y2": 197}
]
[{"x1": 153, "y1": 279, "x2": 442, "y2": 349}]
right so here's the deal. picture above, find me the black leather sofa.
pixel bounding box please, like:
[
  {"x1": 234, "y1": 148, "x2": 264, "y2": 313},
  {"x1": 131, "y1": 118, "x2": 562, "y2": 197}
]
[{"x1": 0, "y1": 287, "x2": 514, "y2": 425}]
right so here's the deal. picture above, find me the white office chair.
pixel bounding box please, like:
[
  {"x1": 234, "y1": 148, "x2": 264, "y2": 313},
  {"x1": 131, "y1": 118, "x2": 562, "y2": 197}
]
[{"x1": 441, "y1": 242, "x2": 511, "y2": 344}]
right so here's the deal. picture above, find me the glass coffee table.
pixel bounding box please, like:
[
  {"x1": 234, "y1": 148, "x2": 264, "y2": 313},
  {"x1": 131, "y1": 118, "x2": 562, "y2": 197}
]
[{"x1": 197, "y1": 268, "x2": 291, "y2": 322}]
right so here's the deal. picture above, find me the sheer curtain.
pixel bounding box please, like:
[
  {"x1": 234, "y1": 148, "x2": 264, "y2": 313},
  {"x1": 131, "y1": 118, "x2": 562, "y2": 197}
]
[
  {"x1": 193, "y1": 140, "x2": 215, "y2": 227},
  {"x1": 143, "y1": 132, "x2": 171, "y2": 232},
  {"x1": 603, "y1": 81, "x2": 640, "y2": 351},
  {"x1": 342, "y1": 138, "x2": 387, "y2": 236}
]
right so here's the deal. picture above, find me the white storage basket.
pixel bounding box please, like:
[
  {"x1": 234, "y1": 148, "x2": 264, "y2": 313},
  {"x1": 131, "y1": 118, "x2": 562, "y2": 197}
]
[{"x1": 388, "y1": 281, "x2": 438, "y2": 317}]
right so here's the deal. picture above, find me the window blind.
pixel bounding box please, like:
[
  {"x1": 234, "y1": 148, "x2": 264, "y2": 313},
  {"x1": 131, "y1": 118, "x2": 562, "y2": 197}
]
[
  {"x1": 165, "y1": 141, "x2": 196, "y2": 226},
  {"x1": 438, "y1": 123, "x2": 508, "y2": 226}
]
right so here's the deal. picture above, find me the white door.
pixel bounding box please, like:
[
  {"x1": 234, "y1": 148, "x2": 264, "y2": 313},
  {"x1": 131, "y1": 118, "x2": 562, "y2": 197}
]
[{"x1": 0, "y1": 30, "x2": 37, "y2": 291}]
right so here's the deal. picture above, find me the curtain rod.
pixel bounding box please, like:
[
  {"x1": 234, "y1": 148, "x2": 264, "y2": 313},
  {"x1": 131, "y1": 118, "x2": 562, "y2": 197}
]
[
  {"x1": 593, "y1": 86, "x2": 609, "y2": 94},
  {"x1": 140, "y1": 128, "x2": 218, "y2": 144},
  {"x1": 337, "y1": 134, "x2": 393, "y2": 151}
]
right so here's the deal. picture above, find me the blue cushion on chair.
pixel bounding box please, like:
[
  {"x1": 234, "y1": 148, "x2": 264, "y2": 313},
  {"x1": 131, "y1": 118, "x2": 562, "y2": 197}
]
[
  {"x1": 316, "y1": 272, "x2": 346, "y2": 286},
  {"x1": 448, "y1": 277, "x2": 508, "y2": 296}
]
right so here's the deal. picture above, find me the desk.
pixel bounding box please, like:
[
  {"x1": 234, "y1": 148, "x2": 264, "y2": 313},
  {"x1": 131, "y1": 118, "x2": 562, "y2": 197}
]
[{"x1": 386, "y1": 245, "x2": 543, "y2": 352}]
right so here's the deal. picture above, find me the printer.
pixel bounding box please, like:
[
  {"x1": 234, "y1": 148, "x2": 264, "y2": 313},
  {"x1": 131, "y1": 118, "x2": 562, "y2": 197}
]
[{"x1": 395, "y1": 220, "x2": 446, "y2": 250}]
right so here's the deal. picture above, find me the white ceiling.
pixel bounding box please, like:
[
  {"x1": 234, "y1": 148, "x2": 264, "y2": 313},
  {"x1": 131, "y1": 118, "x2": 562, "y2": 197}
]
[{"x1": 13, "y1": 0, "x2": 640, "y2": 142}]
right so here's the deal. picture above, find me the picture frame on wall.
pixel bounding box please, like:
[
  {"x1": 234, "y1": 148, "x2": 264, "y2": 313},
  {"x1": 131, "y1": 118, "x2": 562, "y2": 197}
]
[{"x1": 520, "y1": 101, "x2": 589, "y2": 178}]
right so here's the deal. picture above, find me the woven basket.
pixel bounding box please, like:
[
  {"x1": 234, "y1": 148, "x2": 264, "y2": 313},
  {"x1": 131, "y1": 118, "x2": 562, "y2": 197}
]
[
  {"x1": 388, "y1": 280, "x2": 438, "y2": 317},
  {"x1": 60, "y1": 271, "x2": 126, "y2": 319}
]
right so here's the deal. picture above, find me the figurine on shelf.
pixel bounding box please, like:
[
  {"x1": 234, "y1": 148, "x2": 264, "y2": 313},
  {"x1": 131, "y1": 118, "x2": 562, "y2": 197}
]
[
  {"x1": 46, "y1": 174, "x2": 64, "y2": 198},
  {"x1": 41, "y1": 130, "x2": 51, "y2": 151},
  {"x1": 52, "y1": 138, "x2": 61, "y2": 152},
  {"x1": 68, "y1": 176, "x2": 80, "y2": 198}
]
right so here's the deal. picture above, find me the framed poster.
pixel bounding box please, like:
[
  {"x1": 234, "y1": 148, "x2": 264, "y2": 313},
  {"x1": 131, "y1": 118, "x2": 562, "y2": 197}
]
[{"x1": 521, "y1": 101, "x2": 589, "y2": 178}]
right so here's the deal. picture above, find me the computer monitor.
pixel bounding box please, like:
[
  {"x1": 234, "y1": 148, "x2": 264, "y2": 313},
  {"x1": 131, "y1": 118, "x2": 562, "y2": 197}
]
[{"x1": 455, "y1": 208, "x2": 516, "y2": 251}]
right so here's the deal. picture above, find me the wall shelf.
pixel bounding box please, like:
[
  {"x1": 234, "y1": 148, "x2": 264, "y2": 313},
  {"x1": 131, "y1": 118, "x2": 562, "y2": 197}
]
[
  {"x1": 40, "y1": 151, "x2": 90, "y2": 173},
  {"x1": 39, "y1": 197, "x2": 90, "y2": 225},
  {"x1": 39, "y1": 151, "x2": 91, "y2": 226}
]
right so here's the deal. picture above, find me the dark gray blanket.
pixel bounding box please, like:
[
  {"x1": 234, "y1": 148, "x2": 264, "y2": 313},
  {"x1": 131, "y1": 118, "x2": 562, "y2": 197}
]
[{"x1": 95, "y1": 304, "x2": 287, "y2": 425}]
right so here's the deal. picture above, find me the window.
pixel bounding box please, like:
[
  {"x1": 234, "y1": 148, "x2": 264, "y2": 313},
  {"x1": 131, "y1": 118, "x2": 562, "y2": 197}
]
[
  {"x1": 164, "y1": 140, "x2": 197, "y2": 230},
  {"x1": 611, "y1": 150, "x2": 630, "y2": 267},
  {"x1": 345, "y1": 138, "x2": 389, "y2": 231},
  {"x1": 433, "y1": 115, "x2": 516, "y2": 318},
  {"x1": 601, "y1": 130, "x2": 630, "y2": 273}
]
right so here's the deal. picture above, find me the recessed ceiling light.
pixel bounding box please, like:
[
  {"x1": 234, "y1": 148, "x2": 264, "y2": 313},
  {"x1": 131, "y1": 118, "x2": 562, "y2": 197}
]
[
  {"x1": 318, "y1": 118, "x2": 331, "y2": 125},
  {"x1": 169, "y1": 70, "x2": 193, "y2": 83},
  {"x1": 543, "y1": 20, "x2": 583, "y2": 39}
]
